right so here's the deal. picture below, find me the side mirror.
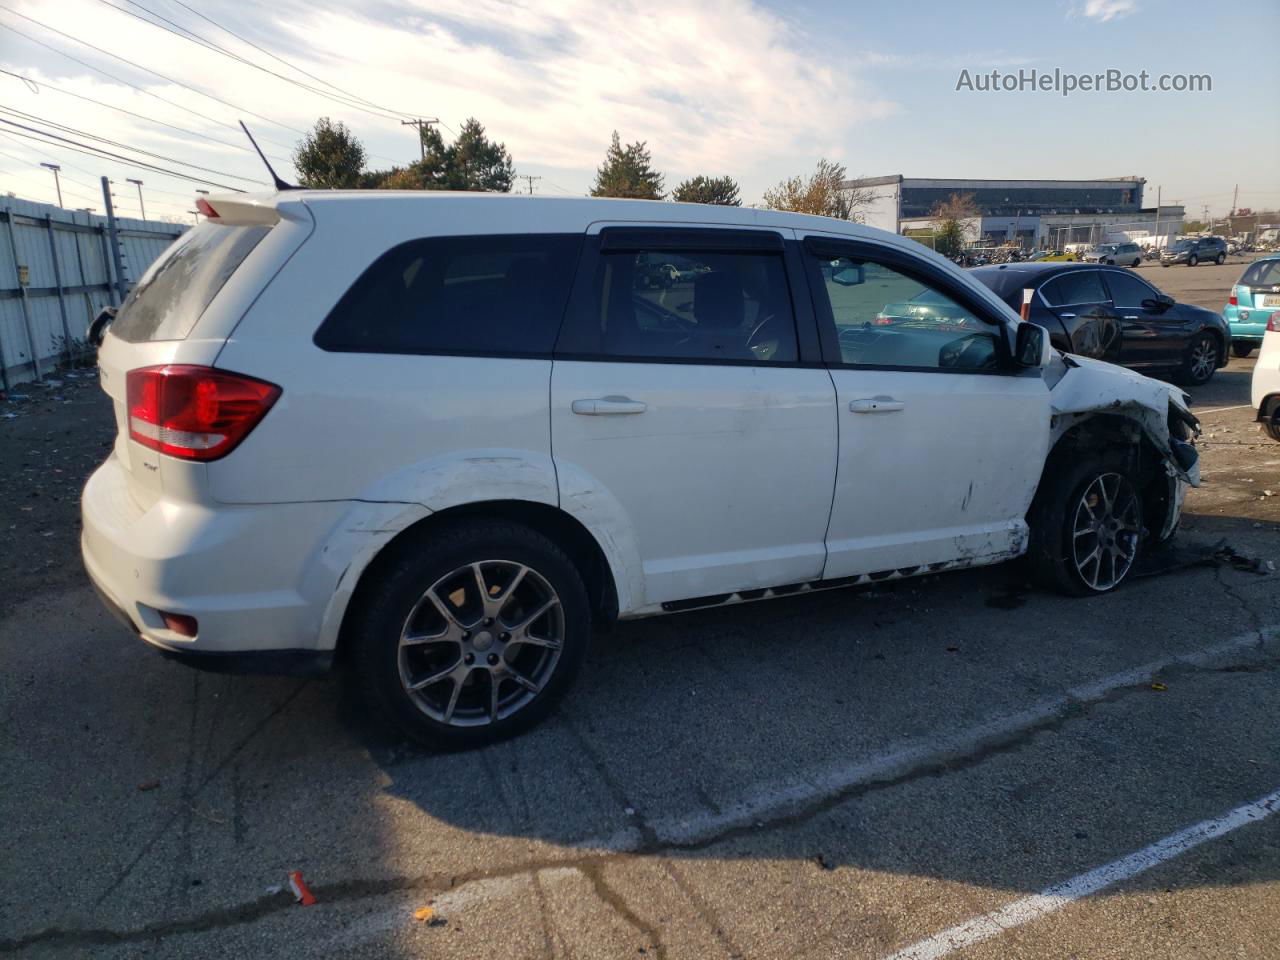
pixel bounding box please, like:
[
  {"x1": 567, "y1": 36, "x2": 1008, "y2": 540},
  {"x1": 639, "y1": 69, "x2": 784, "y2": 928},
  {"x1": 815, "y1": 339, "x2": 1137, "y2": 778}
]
[
  {"x1": 1014, "y1": 321, "x2": 1049, "y2": 368},
  {"x1": 87, "y1": 306, "x2": 117, "y2": 347},
  {"x1": 1141, "y1": 295, "x2": 1175, "y2": 313}
]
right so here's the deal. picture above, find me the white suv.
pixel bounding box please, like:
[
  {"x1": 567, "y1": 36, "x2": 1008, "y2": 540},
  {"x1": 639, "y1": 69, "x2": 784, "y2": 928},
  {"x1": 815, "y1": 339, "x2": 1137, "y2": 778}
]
[{"x1": 82, "y1": 192, "x2": 1201, "y2": 747}]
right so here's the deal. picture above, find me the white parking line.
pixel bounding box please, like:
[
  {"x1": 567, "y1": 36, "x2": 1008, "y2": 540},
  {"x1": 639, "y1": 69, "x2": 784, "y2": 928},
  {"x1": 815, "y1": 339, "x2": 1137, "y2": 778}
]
[
  {"x1": 880, "y1": 788, "x2": 1280, "y2": 960},
  {"x1": 1194, "y1": 404, "x2": 1252, "y2": 415}
]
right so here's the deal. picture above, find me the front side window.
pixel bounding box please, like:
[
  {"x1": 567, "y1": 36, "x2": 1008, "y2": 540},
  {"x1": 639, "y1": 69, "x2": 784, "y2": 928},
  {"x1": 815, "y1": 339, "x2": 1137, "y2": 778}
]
[
  {"x1": 1104, "y1": 271, "x2": 1160, "y2": 310},
  {"x1": 315, "y1": 234, "x2": 581, "y2": 355},
  {"x1": 811, "y1": 254, "x2": 1000, "y2": 370},
  {"x1": 1041, "y1": 270, "x2": 1108, "y2": 307},
  {"x1": 571, "y1": 245, "x2": 798, "y2": 364}
]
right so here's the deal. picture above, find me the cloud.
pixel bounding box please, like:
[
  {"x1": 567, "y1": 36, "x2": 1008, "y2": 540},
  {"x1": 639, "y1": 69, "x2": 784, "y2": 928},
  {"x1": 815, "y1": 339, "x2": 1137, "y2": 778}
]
[
  {"x1": 1077, "y1": 0, "x2": 1139, "y2": 22},
  {"x1": 0, "y1": 0, "x2": 898, "y2": 203}
]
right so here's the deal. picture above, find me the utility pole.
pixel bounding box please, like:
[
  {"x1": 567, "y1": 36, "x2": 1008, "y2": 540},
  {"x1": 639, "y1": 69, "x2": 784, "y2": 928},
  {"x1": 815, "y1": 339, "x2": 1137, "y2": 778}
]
[
  {"x1": 126, "y1": 178, "x2": 146, "y2": 221},
  {"x1": 401, "y1": 118, "x2": 439, "y2": 160},
  {"x1": 40, "y1": 162, "x2": 62, "y2": 207},
  {"x1": 101, "y1": 176, "x2": 128, "y2": 304},
  {"x1": 1230, "y1": 183, "x2": 1238, "y2": 217},
  {"x1": 517, "y1": 174, "x2": 542, "y2": 195},
  {"x1": 1154, "y1": 185, "x2": 1161, "y2": 248}
]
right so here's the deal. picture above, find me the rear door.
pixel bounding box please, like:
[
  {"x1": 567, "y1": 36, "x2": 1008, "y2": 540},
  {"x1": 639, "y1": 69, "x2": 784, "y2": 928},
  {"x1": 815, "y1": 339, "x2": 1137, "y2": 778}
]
[
  {"x1": 550, "y1": 226, "x2": 837, "y2": 608},
  {"x1": 1037, "y1": 269, "x2": 1122, "y2": 362},
  {"x1": 798, "y1": 233, "x2": 1050, "y2": 577}
]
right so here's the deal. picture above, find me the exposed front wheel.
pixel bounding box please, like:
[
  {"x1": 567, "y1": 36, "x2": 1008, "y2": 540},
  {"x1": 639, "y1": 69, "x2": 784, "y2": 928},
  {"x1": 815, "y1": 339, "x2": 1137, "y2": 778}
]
[
  {"x1": 1232, "y1": 342, "x2": 1254, "y2": 358},
  {"x1": 1188, "y1": 255, "x2": 1199, "y2": 267},
  {"x1": 350, "y1": 520, "x2": 590, "y2": 748},
  {"x1": 1177, "y1": 332, "x2": 1218, "y2": 385},
  {"x1": 1028, "y1": 459, "x2": 1144, "y2": 596},
  {"x1": 1216, "y1": 253, "x2": 1226, "y2": 265}
]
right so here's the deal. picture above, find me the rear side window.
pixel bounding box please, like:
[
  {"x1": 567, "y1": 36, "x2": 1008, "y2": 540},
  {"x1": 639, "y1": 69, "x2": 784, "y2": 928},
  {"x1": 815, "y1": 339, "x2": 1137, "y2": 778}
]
[
  {"x1": 560, "y1": 240, "x2": 798, "y2": 364},
  {"x1": 111, "y1": 223, "x2": 270, "y2": 342},
  {"x1": 1240, "y1": 260, "x2": 1280, "y2": 287},
  {"x1": 1041, "y1": 271, "x2": 1108, "y2": 307},
  {"x1": 315, "y1": 234, "x2": 581, "y2": 355}
]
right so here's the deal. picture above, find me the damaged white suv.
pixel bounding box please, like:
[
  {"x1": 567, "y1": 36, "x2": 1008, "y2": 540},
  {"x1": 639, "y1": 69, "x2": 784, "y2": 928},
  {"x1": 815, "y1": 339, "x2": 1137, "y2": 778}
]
[{"x1": 82, "y1": 193, "x2": 1200, "y2": 746}]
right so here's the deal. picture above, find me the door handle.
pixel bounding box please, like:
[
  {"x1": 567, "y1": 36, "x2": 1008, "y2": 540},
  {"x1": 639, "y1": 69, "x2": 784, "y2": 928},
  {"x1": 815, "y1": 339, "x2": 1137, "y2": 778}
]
[
  {"x1": 1122, "y1": 315, "x2": 1139, "y2": 320},
  {"x1": 571, "y1": 397, "x2": 647, "y2": 416},
  {"x1": 849, "y1": 397, "x2": 905, "y2": 414},
  {"x1": 1058, "y1": 313, "x2": 1077, "y2": 319}
]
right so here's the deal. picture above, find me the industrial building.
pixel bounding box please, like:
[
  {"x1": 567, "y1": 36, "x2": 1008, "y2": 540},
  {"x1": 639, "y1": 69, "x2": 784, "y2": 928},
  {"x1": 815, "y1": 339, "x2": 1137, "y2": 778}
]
[{"x1": 844, "y1": 175, "x2": 1185, "y2": 250}]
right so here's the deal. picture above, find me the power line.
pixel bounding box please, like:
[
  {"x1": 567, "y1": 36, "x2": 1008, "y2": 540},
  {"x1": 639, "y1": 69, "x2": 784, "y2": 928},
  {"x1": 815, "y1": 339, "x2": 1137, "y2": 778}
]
[
  {"x1": 0, "y1": 22, "x2": 297, "y2": 158},
  {"x1": 0, "y1": 5, "x2": 308, "y2": 138},
  {"x1": 0, "y1": 121, "x2": 251, "y2": 192},
  {"x1": 94, "y1": 0, "x2": 408, "y2": 122},
  {"x1": 0, "y1": 108, "x2": 267, "y2": 184},
  {"x1": 0, "y1": 67, "x2": 285, "y2": 159},
  {"x1": 167, "y1": 0, "x2": 418, "y2": 118}
]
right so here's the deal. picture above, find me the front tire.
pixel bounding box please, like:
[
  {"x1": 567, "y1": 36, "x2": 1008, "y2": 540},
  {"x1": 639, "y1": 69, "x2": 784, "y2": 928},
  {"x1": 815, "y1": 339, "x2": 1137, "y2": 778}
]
[
  {"x1": 1215, "y1": 253, "x2": 1226, "y2": 265},
  {"x1": 350, "y1": 520, "x2": 591, "y2": 748},
  {"x1": 1188, "y1": 254, "x2": 1199, "y2": 267},
  {"x1": 1177, "y1": 332, "x2": 1219, "y2": 385},
  {"x1": 1028, "y1": 458, "x2": 1144, "y2": 596}
]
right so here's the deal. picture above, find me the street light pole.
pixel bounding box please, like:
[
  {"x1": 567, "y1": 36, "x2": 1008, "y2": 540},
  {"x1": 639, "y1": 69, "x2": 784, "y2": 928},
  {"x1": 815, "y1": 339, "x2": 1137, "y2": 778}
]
[
  {"x1": 126, "y1": 178, "x2": 146, "y2": 220},
  {"x1": 40, "y1": 162, "x2": 62, "y2": 207}
]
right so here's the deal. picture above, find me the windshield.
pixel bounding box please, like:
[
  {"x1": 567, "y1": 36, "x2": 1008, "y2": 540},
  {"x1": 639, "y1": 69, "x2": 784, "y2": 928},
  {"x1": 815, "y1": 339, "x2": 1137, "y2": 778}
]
[
  {"x1": 110, "y1": 222, "x2": 270, "y2": 342},
  {"x1": 1171, "y1": 240, "x2": 1195, "y2": 251},
  {"x1": 1096, "y1": 245, "x2": 1117, "y2": 253}
]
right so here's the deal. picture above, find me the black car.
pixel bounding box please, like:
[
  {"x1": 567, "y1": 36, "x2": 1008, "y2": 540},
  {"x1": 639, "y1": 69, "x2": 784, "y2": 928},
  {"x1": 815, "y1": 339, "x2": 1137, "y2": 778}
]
[
  {"x1": 1160, "y1": 236, "x2": 1227, "y2": 267},
  {"x1": 970, "y1": 262, "x2": 1230, "y2": 385}
]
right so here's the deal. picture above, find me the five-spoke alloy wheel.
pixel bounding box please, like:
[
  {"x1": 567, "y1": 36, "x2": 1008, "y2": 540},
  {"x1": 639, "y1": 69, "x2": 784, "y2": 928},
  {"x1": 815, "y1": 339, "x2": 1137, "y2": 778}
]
[{"x1": 351, "y1": 520, "x2": 590, "y2": 748}]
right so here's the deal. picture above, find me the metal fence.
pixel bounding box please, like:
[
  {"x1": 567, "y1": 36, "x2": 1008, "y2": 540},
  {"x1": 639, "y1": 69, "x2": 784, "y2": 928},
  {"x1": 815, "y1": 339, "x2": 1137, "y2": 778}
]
[{"x1": 0, "y1": 195, "x2": 186, "y2": 390}]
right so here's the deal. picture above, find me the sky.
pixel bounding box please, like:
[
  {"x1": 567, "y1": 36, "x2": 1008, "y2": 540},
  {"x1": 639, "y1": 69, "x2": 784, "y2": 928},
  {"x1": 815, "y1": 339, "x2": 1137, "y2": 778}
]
[{"x1": 0, "y1": 0, "x2": 1276, "y2": 223}]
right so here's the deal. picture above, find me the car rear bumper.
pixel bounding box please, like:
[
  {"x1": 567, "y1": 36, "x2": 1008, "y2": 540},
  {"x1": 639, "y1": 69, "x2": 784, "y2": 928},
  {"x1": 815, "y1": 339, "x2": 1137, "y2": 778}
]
[
  {"x1": 1224, "y1": 307, "x2": 1272, "y2": 342},
  {"x1": 81, "y1": 453, "x2": 350, "y2": 659}
]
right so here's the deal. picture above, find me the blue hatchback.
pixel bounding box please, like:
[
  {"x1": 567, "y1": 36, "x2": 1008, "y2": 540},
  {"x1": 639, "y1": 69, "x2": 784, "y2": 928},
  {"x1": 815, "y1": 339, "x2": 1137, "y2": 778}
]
[{"x1": 1225, "y1": 256, "x2": 1280, "y2": 357}]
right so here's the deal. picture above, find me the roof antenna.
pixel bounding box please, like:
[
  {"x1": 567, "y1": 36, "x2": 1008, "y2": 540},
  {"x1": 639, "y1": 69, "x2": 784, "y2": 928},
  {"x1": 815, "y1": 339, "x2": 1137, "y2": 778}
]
[{"x1": 239, "y1": 120, "x2": 297, "y2": 191}]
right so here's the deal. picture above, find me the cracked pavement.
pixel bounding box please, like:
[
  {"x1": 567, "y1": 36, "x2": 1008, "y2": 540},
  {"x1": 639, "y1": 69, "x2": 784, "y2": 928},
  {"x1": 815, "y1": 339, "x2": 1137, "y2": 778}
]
[{"x1": 3, "y1": 265, "x2": 1279, "y2": 959}]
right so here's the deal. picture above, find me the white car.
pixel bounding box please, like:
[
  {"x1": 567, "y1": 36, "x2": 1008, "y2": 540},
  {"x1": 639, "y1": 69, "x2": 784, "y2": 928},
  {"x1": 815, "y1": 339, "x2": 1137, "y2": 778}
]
[
  {"x1": 81, "y1": 192, "x2": 1201, "y2": 747},
  {"x1": 1253, "y1": 314, "x2": 1280, "y2": 441}
]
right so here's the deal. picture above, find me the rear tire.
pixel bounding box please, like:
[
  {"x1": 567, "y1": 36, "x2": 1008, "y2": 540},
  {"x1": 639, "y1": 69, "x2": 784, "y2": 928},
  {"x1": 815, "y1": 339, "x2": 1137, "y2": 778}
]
[
  {"x1": 1232, "y1": 342, "x2": 1254, "y2": 358},
  {"x1": 350, "y1": 519, "x2": 591, "y2": 749},
  {"x1": 1177, "y1": 332, "x2": 1219, "y2": 385},
  {"x1": 1266, "y1": 415, "x2": 1280, "y2": 443},
  {"x1": 1027, "y1": 457, "x2": 1144, "y2": 597}
]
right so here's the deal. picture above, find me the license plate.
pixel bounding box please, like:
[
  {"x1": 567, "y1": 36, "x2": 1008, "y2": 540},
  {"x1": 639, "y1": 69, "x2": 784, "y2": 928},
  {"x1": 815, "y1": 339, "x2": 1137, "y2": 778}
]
[{"x1": 1263, "y1": 295, "x2": 1280, "y2": 307}]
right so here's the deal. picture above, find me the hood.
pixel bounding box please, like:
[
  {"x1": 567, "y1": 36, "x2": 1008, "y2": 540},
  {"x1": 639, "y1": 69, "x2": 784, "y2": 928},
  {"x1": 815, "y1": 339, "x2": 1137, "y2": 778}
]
[{"x1": 1047, "y1": 354, "x2": 1199, "y2": 485}]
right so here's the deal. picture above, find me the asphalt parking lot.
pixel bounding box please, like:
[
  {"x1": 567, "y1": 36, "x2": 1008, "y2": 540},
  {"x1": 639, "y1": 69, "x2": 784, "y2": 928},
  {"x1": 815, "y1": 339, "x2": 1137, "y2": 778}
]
[{"x1": 1, "y1": 259, "x2": 1277, "y2": 958}]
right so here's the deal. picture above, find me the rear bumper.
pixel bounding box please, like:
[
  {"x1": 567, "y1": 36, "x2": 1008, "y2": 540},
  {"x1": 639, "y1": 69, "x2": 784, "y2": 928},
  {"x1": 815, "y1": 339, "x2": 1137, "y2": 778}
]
[{"x1": 81, "y1": 453, "x2": 351, "y2": 658}]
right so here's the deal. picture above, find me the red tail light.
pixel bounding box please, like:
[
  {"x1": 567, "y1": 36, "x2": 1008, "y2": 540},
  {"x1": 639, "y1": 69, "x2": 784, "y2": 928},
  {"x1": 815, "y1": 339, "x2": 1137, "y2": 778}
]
[
  {"x1": 1268, "y1": 315, "x2": 1279, "y2": 333},
  {"x1": 1228, "y1": 295, "x2": 1238, "y2": 306},
  {"x1": 127, "y1": 365, "x2": 280, "y2": 461},
  {"x1": 195, "y1": 196, "x2": 219, "y2": 219}
]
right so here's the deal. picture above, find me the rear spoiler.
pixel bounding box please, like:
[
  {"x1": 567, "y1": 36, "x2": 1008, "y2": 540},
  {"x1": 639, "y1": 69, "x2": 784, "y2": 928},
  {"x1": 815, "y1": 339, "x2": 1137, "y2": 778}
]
[{"x1": 194, "y1": 194, "x2": 315, "y2": 226}]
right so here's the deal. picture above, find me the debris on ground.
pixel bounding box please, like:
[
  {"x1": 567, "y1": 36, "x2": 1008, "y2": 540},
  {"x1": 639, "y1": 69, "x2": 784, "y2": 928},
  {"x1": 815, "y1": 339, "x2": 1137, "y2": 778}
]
[
  {"x1": 1213, "y1": 543, "x2": 1271, "y2": 575},
  {"x1": 265, "y1": 884, "x2": 283, "y2": 896},
  {"x1": 137, "y1": 780, "x2": 160, "y2": 792},
  {"x1": 1151, "y1": 682, "x2": 1168, "y2": 692},
  {"x1": 413, "y1": 906, "x2": 435, "y2": 922},
  {"x1": 1135, "y1": 540, "x2": 1271, "y2": 578},
  {"x1": 288, "y1": 870, "x2": 317, "y2": 906}
]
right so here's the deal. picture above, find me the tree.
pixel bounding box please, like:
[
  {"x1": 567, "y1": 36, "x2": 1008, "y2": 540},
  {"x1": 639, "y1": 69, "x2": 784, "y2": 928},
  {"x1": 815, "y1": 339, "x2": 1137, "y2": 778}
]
[
  {"x1": 292, "y1": 118, "x2": 366, "y2": 189},
  {"x1": 761, "y1": 159, "x2": 873, "y2": 221},
  {"x1": 590, "y1": 132, "x2": 665, "y2": 200},
  {"x1": 364, "y1": 118, "x2": 514, "y2": 192},
  {"x1": 672, "y1": 175, "x2": 741, "y2": 206},
  {"x1": 929, "y1": 192, "x2": 980, "y2": 257}
]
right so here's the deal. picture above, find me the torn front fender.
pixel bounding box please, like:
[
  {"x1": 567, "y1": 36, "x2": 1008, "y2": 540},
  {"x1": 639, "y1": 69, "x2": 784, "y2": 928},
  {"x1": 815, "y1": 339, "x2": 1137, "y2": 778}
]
[{"x1": 1046, "y1": 354, "x2": 1201, "y2": 487}]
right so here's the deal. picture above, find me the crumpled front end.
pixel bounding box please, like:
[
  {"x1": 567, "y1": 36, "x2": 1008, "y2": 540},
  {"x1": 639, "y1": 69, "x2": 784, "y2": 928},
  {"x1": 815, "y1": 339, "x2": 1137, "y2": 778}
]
[{"x1": 1044, "y1": 353, "x2": 1200, "y2": 540}]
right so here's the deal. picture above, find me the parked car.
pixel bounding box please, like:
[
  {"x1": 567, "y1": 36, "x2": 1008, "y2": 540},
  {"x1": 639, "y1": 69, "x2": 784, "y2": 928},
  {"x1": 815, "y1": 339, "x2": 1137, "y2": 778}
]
[
  {"x1": 970, "y1": 262, "x2": 1230, "y2": 385},
  {"x1": 81, "y1": 193, "x2": 1200, "y2": 747},
  {"x1": 1224, "y1": 255, "x2": 1280, "y2": 357},
  {"x1": 1161, "y1": 236, "x2": 1227, "y2": 267},
  {"x1": 1082, "y1": 242, "x2": 1143, "y2": 267},
  {"x1": 1253, "y1": 311, "x2": 1280, "y2": 442}
]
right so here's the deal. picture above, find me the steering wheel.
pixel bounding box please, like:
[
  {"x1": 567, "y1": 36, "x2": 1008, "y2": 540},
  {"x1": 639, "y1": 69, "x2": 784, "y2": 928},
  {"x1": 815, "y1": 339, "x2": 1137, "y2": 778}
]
[{"x1": 939, "y1": 333, "x2": 997, "y2": 370}]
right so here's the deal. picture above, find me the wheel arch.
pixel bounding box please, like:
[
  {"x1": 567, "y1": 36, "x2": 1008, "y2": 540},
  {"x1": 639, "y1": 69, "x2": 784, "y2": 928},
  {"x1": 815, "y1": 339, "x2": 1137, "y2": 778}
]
[
  {"x1": 333, "y1": 499, "x2": 621, "y2": 664},
  {"x1": 1035, "y1": 412, "x2": 1178, "y2": 541}
]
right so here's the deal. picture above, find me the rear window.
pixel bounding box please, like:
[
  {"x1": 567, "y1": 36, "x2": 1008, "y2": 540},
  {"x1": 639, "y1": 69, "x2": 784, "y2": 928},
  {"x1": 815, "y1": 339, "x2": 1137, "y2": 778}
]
[
  {"x1": 315, "y1": 234, "x2": 581, "y2": 356},
  {"x1": 111, "y1": 222, "x2": 270, "y2": 342},
  {"x1": 1240, "y1": 260, "x2": 1280, "y2": 287}
]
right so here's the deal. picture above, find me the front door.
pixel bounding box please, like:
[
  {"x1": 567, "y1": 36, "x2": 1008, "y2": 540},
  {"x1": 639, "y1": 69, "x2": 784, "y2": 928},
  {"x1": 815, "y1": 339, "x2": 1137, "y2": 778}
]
[
  {"x1": 550, "y1": 226, "x2": 837, "y2": 609},
  {"x1": 1100, "y1": 268, "x2": 1183, "y2": 367},
  {"x1": 798, "y1": 233, "x2": 1051, "y2": 578}
]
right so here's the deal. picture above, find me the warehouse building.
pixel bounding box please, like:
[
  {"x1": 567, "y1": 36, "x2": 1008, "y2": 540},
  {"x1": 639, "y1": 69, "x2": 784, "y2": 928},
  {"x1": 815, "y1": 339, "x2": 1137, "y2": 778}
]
[{"x1": 844, "y1": 175, "x2": 1185, "y2": 250}]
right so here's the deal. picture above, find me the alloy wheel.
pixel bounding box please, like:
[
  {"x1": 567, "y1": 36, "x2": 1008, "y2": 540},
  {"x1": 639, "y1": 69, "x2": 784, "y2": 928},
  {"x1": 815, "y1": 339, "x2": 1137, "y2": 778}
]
[
  {"x1": 397, "y1": 560, "x2": 564, "y2": 727},
  {"x1": 1189, "y1": 337, "x2": 1217, "y2": 382},
  {"x1": 1071, "y1": 473, "x2": 1141, "y2": 591}
]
